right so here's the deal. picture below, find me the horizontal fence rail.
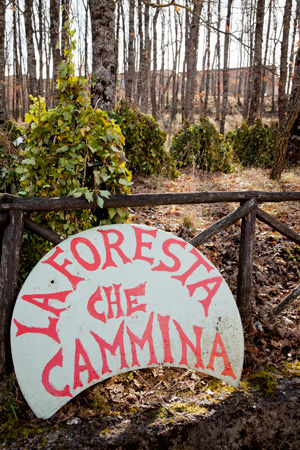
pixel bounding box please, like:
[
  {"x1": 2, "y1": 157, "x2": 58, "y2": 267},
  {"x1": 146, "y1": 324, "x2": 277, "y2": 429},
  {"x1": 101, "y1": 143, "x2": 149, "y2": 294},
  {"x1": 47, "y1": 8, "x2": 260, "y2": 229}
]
[
  {"x1": 1, "y1": 191, "x2": 300, "y2": 211},
  {"x1": 0, "y1": 191, "x2": 300, "y2": 376}
]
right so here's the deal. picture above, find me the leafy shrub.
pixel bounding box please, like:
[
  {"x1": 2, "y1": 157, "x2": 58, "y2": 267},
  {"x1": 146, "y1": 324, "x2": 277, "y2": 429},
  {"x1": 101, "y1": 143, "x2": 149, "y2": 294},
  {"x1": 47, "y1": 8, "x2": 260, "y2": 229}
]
[
  {"x1": 112, "y1": 100, "x2": 178, "y2": 177},
  {"x1": 170, "y1": 118, "x2": 233, "y2": 173},
  {"x1": 15, "y1": 28, "x2": 132, "y2": 282},
  {"x1": 226, "y1": 119, "x2": 280, "y2": 168},
  {"x1": 0, "y1": 121, "x2": 24, "y2": 194}
]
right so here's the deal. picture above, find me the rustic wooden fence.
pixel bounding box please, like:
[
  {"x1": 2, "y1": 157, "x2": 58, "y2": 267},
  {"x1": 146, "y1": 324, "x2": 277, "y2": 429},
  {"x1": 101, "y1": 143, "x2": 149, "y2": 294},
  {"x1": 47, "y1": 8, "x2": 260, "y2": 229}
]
[{"x1": 1, "y1": 190, "x2": 300, "y2": 377}]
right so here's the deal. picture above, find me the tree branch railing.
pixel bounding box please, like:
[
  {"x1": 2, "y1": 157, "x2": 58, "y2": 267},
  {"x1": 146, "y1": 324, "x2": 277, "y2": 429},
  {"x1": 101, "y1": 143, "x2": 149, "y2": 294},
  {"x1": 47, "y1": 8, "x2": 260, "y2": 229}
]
[{"x1": 0, "y1": 190, "x2": 300, "y2": 376}]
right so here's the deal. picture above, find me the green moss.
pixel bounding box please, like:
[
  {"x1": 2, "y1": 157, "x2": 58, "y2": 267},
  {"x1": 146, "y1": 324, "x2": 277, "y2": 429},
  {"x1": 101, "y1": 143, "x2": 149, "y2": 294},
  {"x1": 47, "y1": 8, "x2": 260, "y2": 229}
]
[
  {"x1": 281, "y1": 361, "x2": 300, "y2": 376},
  {"x1": 170, "y1": 402, "x2": 207, "y2": 415},
  {"x1": 248, "y1": 366, "x2": 277, "y2": 398}
]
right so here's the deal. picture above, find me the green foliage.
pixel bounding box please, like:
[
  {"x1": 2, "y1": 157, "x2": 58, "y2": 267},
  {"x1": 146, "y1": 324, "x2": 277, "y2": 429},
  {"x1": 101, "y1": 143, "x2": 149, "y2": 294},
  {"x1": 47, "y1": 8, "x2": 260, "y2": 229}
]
[
  {"x1": 0, "y1": 374, "x2": 28, "y2": 441},
  {"x1": 0, "y1": 121, "x2": 24, "y2": 194},
  {"x1": 226, "y1": 119, "x2": 280, "y2": 168},
  {"x1": 15, "y1": 27, "x2": 132, "y2": 281},
  {"x1": 112, "y1": 100, "x2": 178, "y2": 177},
  {"x1": 170, "y1": 118, "x2": 234, "y2": 173}
]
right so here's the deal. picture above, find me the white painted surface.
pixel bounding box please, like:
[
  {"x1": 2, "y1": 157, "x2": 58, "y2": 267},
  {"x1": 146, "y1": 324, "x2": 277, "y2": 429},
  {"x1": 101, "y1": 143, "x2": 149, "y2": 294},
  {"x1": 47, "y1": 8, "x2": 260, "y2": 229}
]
[{"x1": 11, "y1": 225, "x2": 244, "y2": 419}]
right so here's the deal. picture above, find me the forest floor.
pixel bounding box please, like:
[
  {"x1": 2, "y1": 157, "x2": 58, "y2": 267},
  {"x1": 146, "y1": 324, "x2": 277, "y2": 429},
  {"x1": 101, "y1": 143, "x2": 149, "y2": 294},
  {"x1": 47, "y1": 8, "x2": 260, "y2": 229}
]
[{"x1": 1, "y1": 166, "x2": 300, "y2": 449}]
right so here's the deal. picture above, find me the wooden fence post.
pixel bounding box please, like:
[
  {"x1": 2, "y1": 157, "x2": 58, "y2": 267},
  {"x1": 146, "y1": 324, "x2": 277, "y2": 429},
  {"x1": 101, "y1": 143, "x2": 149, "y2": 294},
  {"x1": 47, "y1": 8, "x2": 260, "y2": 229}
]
[
  {"x1": 0, "y1": 210, "x2": 24, "y2": 377},
  {"x1": 237, "y1": 205, "x2": 257, "y2": 323}
]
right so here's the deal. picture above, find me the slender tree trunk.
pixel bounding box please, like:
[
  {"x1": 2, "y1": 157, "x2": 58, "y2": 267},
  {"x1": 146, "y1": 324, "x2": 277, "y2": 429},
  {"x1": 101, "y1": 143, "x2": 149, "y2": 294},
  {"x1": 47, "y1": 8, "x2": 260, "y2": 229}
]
[
  {"x1": 268, "y1": 5, "x2": 278, "y2": 114},
  {"x1": 0, "y1": 2, "x2": 6, "y2": 125},
  {"x1": 215, "y1": 0, "x2": 221, "y2": 121},
  {"x1": 125, "y1": 0, "x2": 135, "y2": 103},
  {"x1": 135, "y1": 0, "x2": 143, "y2": 106},
  {"x1": 220, "y1": 0, "x2": 233, "y2": 135},
  {"x1": 13, "y1": 3, "x2": 20, "y2": 120},
  {"x1": 50, "y1": 0, "x2": 60, "y2": 106},
  {"x1": 159, "y1": 10, "x2": 165, "y2": 115},
  {"x1": 248, "y1": 0, "x2": 265, "y2": 125},
  {"x1": 260, "y1": 0, "x2": 273, "y2": 114},
  {"x1": 61, "y1": 0, "x2": 70, "y2": 55},
  {"x1": 151, "y1": 8, "x2": 160, "y2": 119},
  {"x1": 171, "y1": 9, "x2": 182, "y2": 121},
  {"x1": 114, "y1": 0, "x2": 120, "y2": 101},
  {"x1": 204, "y1": 0, "x2": 211, "y2": 115},
  {"x1": 25, "y1": 0, "x2": 37, "y2": 99},
  {"x1": 17, "y1": 6, "x2": 25, "y2": 119},
  {"x1": 243, "y1": 1, "x2": 255, "y2": 120},
  {"x1": 184, "y1": 0, "x2": 202, "y2": 122},
  {"x1": 140, "y1": 4, "x2": 150, "y2": 113},
  {"x1": 84, "y1": 0, "x2": 89, "y2": 78},
  {"x1": 88, "y1": 0, "x2": 116, "y2": 111},
  {"x1": 37, "y1": 0, "x2": 43, "y2": 97},
  {"x1": 278, "y1": 0, "x2": 292, "y2": 130}
]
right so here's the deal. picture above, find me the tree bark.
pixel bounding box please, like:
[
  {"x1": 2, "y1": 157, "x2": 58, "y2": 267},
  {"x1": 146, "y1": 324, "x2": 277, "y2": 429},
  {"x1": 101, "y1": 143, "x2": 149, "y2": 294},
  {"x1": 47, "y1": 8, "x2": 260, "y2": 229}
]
[
  {"x1": 89, "y1": 0, "x2": 116, "y2": 111},
  {"x1": 140, "y1": 3, "x2": 151, "y2": 113},
  {"x1": 24, "y1": 0, "x2": 37, "y2": 99},
  {"x1": 50, "y1": 0, "x2": 60, "y2": 106},
  {"x1": 0, "y1": 1, "x2": 5, "y2": 125},
  {"x1": 151, "y1": 8, "x2": 160, "y2": 119},
  {"x1": 125, "y1": 0, "x2": 135, "y2": 104},
  {"x1": 278, "y1": 0, "x2": 292, "y2": 131},
  {"x1": 248, "y1": 0, "x2": 265, "y2": 125},
  {"x1": 184, "y1": 0, "x2": 202, "y2": 122},
  {"x1": 220, "y1": 0, "x2": 233, "y2": 135}
]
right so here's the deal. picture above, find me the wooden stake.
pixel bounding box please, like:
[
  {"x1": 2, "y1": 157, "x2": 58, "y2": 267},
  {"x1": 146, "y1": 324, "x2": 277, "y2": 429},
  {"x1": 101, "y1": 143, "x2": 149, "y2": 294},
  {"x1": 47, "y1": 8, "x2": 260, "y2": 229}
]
[
  {"x1": 0, "y1": 210, "x2": 24, "y2": 376},
  {"x1": 237, "y1": 205, "x2": 257, "y2": 322}
]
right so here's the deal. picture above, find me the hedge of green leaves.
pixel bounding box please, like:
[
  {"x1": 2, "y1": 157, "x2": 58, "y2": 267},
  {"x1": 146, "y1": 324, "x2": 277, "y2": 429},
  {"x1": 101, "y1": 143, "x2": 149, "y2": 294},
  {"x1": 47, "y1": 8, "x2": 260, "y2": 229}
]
[
  {"x1": 226, "y1": 119, "x2": 280, "y2": 168},
  {"x1": 3, "y1": 29, "x2": 132, "y2": 283},
  {"x1": 112, "y1": 100, "x2": 178, "y2": 177},
  {"x1": 170, "y1": 118, "x2": 234, "y2": 173}
]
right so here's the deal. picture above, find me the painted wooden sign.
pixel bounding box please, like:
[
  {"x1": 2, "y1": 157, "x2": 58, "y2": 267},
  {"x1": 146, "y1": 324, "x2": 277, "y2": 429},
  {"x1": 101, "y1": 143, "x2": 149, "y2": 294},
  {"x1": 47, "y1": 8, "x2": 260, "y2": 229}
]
[{"x1": 11, "y1": 225, "x2": 244, "y2": 419}]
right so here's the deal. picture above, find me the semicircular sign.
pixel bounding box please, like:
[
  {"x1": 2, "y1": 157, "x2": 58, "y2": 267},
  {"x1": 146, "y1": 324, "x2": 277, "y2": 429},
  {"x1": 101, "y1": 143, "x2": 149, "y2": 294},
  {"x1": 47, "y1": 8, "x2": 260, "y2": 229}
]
[{"x1": 11, "y1": 224, "x2": 244, "y2": 419}]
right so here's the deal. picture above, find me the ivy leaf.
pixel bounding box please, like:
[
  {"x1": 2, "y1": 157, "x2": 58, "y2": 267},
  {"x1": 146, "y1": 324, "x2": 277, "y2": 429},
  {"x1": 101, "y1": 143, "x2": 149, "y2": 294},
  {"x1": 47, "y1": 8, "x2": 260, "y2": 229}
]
[
  {"x1": 84, "y1": 191, "x2": 94, "y2": 202},
  {"x1": 119, "y1": 178, "x2": 133, "y2": 186},
  {"x1": 23, "y1": 158, "x2": 36, "y2": 165},
  {"x1": 99, "y1": 190, "x2": 110, "y2": 199},
  {"x1": 97, "y1": 196, "x2": 104, "y2": 208}
]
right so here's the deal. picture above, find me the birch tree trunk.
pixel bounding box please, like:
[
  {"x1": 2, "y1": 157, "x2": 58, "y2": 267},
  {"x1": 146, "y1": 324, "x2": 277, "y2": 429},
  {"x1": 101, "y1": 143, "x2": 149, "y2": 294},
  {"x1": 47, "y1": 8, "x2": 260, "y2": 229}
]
[{"x1": 88, "y1": 0, "x2": 116, "y2": 111}]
